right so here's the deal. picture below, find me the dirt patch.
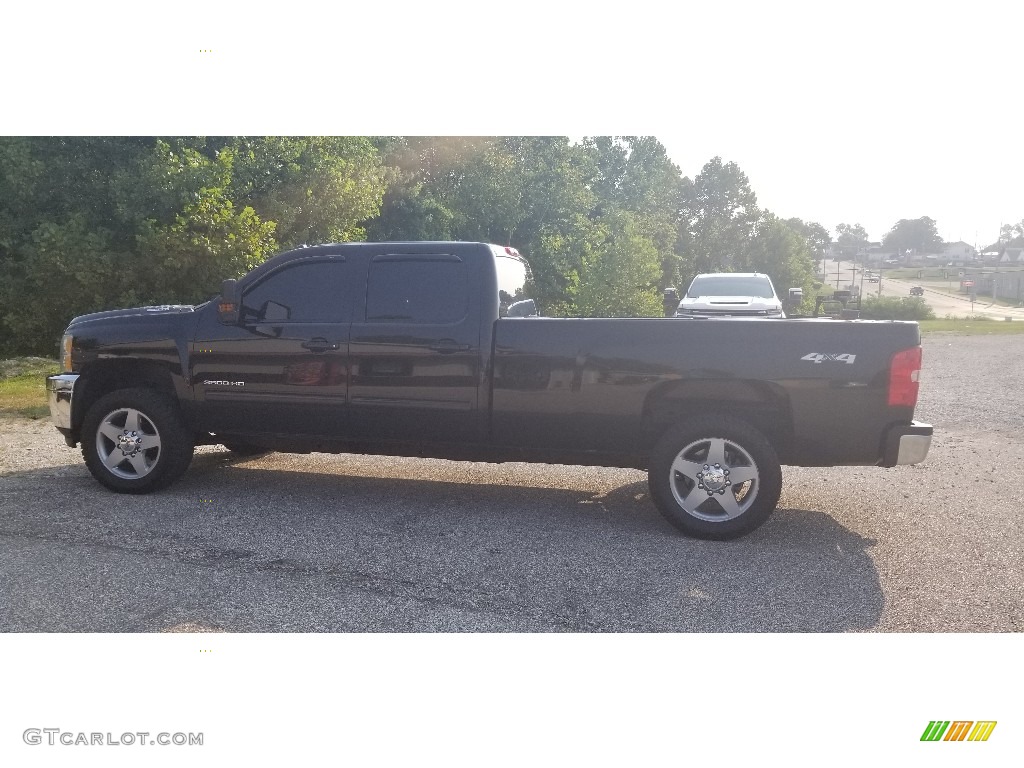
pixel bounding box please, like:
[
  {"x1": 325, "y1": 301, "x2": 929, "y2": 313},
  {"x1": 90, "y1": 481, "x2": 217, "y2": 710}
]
[{"x1": 0, "y1": 414, "x2": 82, "y2": 475}]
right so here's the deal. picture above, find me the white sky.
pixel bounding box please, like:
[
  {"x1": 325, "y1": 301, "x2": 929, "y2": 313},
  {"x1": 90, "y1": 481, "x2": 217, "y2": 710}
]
[{"x1": 4, "y1": 2, "x2": 1022, "y2": 247}]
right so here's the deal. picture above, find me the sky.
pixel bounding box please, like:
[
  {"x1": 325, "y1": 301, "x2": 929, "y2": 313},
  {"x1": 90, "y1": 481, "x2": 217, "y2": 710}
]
[{"x1": 4, "y1": 1, "x2": 1022, "y2": 249}]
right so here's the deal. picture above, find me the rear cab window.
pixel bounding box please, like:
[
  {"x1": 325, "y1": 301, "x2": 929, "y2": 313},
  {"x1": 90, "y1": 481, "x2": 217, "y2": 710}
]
[{"x1": 491, "y1": 246, "x2": 533, "y2": 316}]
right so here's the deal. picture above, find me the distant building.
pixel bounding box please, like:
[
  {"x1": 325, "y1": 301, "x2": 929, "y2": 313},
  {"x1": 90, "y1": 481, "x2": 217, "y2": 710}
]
[
  {"x1": 941, "y1": 241, "x2": 977, "y2": 263},
  {"x1": 1001, "y1": 247, "x2": 1024, "y2": 265},
  {"x1": 864, "y1": 244, "x2": 898, "y2": 264}
]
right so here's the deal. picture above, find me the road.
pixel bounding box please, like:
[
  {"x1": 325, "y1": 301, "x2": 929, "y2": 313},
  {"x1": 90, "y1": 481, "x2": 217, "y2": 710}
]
[
  {"x1": 827, "y1": 259, "x2": 1024, "y2": 320},
  {"x1": 1, "y1": 334, "x2": 1022, "y2": 632}
]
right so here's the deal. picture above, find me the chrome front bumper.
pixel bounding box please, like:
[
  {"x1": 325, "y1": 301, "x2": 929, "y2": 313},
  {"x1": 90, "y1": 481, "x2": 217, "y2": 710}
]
[{"x1": 46, "y1": 374, "x2": 79, "y2": 430}]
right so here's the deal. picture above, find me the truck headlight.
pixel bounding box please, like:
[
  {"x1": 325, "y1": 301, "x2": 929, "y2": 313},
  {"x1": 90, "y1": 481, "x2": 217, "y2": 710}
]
[{"x1": 60, "y1": 334, "x2": 74, "y2": 372}]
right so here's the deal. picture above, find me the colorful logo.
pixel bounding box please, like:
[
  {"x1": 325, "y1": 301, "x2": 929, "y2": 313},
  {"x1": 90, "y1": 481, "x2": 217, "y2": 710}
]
[{"x1": 921, "y1": 721, "x2": 997, "y2": 742}]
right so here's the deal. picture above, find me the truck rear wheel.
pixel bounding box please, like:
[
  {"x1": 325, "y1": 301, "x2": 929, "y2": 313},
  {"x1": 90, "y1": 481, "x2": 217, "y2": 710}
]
[
  {"x1": 648, "y1": 415, "x2": 782, "y2": 540},
  {"x1": 81, "y1": 388, "x2": 194, "y2": 494}
]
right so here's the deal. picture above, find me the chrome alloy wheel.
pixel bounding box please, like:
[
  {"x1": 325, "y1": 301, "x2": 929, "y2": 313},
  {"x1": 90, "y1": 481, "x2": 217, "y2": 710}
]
[
  {"x1": 668, "y1": 437, "x2": 760, "y2": 522},
  {"x1": 95, "y1": 407, "x2": 162, "y2": 480}
]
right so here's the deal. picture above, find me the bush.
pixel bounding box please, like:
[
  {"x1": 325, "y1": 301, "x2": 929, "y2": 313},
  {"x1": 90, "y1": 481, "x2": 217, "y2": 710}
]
[{"x1": 859, "y1": 296, "x2": 935, "y2": 321}]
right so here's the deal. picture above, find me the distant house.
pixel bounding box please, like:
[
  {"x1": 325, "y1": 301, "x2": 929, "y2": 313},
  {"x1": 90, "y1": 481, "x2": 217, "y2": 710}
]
[
  {"x1": 828, "y1": 240, "x2": 871, "y2": 260},
  {"x1": 1001, "y1": 247, "x2": 1024, "y2": 265},
  {"x1": 864, "y1": 244, "x2": 898, "y2": 264},
  {"x1": 941, "y1": 241, "x2": 977, "y2": 264}
]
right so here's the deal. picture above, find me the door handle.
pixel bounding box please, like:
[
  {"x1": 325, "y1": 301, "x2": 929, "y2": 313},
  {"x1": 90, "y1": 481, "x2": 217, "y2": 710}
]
[
  {"x1": 428, "y1": 341, "x2": 472, "y2": 354},
  {"x1": 301, "y1": 338, "x2": 340, "y2": 353}
]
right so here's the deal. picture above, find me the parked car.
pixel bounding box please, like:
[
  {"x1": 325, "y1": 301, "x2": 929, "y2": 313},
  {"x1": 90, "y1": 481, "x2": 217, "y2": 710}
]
[{"x1": 910, "y1": 286, "x2": 924, "y2": 296}]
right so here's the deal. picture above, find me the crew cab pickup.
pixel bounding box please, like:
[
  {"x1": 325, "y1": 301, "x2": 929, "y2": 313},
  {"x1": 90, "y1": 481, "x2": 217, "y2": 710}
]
[{"x1": 47, "y1": 241, "x2": 932, "y2": 539}]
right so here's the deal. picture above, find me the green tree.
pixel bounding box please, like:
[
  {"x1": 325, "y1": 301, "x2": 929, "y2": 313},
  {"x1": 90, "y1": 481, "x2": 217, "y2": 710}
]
[
  {"x1": 0, "y1": 136, "x2": 387, "y2": 355},
  {"x1": 835, "y1": 222, "x2": 869, "y2": 245},
  {"x1": 677, "y1": 157, "x2": 761, "y2": 280},
  {"x1": 226, "y1": 136, "x2": 386, "y2": 246},
  {"x1": 785, "y1": 218, "x2": 831, "y2": 263},
  {"x1": 580, "y1": 136, "x2": 684, "y2": 290},
  {"x1": 998, "y1": 219, "x2": 1024, "y2": 248},
  {"x1": 882, "y1": 216, "x2": 943, "y2": 255},
  {"x1": 540, "y1": 210, "x2": 662, "y2": 317},
  {"x1": 745, "y1": 214, "x2": 817, "y2": 311}
]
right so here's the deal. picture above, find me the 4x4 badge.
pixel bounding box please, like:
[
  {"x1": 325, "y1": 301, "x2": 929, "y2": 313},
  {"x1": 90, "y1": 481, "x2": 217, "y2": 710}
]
[{"x1": 801, "y1": 353, "x2": 856, "y2": 364}]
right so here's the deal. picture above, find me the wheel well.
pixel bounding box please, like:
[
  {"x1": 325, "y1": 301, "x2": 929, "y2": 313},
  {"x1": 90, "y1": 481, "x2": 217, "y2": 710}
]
[
  {"x1": 641, "y1": 380, "x2": 794, "y2": 461},
  {"x1": 73, "y1": 360, "x2": 177, "y2": 434}
]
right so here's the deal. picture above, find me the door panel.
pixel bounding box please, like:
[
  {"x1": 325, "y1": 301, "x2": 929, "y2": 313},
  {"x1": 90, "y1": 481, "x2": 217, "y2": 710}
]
[
  {"x1": 348, "y1": 254, "x2": 483, "y2": 443},
  {"x1": 192, "y1": 257, "x2": 353, "y2": 438}
]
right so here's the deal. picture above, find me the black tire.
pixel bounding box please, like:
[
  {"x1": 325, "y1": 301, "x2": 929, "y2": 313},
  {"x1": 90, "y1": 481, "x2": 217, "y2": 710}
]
[
  {"x1": 81, "y1": 387, "x2": 194, "y2": 494},
  {"x1": 220, "y1": 440, "x2": 271, "y2": 457},
  {"x1": 647, "y1": 414, "x2": 782, "y2": 540}
]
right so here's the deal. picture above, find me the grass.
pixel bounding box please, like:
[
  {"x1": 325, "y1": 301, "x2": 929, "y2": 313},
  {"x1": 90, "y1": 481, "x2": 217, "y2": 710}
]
[
  {"x1": 919, "y1": 318, "x2": 1024, "y2": 335},
  {"x1": 886, "y1": 268, "x2": 951, "y2": 280},
  {"x1": 0, "y1": 357, "x2": 60, "y2": 418}
]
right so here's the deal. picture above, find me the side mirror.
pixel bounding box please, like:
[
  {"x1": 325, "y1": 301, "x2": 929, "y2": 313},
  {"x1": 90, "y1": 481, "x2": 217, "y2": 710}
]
[
  {"x1": 218, "y1": 279, "x2": 240, "y2": 324},
  {"x1": 506, "y1": 298, "x2": 538, "y2": 317},
  {"x1": 662, "y1": 288, "x2": 680, "y2": 317}
]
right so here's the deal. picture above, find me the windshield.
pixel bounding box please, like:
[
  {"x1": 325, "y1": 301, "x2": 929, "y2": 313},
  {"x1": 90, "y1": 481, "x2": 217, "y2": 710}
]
[{"x1": 687, "y1": 275, "x2": 775, "y2": 299}]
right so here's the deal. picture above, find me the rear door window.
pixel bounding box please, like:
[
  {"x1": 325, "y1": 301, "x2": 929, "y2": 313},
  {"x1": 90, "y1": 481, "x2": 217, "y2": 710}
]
[{"x1": 365, "y1": 256, "x2": 468, "y2": 323}]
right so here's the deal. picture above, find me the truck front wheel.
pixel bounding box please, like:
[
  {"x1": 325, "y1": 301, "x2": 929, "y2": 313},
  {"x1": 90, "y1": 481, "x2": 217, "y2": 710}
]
[
  {"x1": 81, "y1": 388, "x2": 195, "y2": 493},
  {"x1": 648, "y1": 415, "x2": 782, "y2": 540}
]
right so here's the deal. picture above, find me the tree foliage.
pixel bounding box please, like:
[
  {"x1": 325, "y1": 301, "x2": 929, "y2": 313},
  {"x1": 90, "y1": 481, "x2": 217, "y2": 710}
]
[
  {"x1": 678, "y1": 157, "x2": 761, "y2": 279},
  {"x1": 998, "y1": 219, "x2": 1024, "y2": 249},
  {"x1": 882, "y1": 216, "x2": 943, "y2": 255},
  {"x1": 785, "y1": 218, "x2": 831, "y2": 263},
  {"x1": 859, "y1": 296, "x2": 935, "y2": 321},
  {"x1": 1, "y1": 136, "x2": 843, "y2": 354},
  {"x1": 0, "y1": 137, "x2": 385, "y2": 354},
  {"x1": 835, "y1": 222, "x2": 869, "y2": 246}
]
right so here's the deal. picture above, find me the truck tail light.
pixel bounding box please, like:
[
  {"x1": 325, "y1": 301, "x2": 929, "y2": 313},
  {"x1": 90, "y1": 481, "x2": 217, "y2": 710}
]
[{"x1": 888, "y1": 346, "x2": 922, "y2": 407}]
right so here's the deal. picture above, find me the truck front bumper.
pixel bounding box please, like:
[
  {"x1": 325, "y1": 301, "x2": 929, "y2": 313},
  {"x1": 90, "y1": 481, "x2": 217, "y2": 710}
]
[
  {"x1": 880, "y1": 421, "x2": 933, "y2": 467},
  {"x1": 47, "y1": 374, "x2": 79, "y2": 444}
]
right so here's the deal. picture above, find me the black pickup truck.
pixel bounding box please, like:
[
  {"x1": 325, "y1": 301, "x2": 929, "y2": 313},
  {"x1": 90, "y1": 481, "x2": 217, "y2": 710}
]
[{"x1": 47, "y1": 241, "x2": 932, "y2": 539}]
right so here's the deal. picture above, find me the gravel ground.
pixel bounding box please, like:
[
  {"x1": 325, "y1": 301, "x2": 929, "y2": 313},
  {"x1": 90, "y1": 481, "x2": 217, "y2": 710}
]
[{"x1": 0, "y1": 333, "x2": 1021, "y2": 632}]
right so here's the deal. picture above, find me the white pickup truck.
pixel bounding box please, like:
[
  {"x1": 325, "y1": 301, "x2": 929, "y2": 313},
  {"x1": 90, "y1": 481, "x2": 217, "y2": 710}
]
[{"x1": 674, "y1": 272, "x2": 786, "y2": 318}]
